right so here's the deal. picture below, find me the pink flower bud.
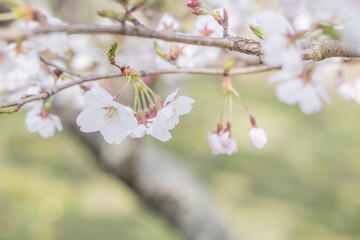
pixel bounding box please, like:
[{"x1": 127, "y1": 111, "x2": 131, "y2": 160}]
[
  {"x1": 248, "y1": 126, "x2": 267, "y2": 149},
  {"x1": 207, "y1": 129, "x2": 238, "y2": 155},
  {"x1": 185, "y1": 0, "x2": 203, "y2": 15}
]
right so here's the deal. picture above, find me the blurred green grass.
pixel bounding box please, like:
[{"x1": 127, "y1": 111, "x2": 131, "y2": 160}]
[{"x1": 1, "y1": 68, "x2": 360, "y2": 240}]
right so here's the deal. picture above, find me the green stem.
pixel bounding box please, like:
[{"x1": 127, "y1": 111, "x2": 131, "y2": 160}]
[
  {"x1": 113, "y1": 77, "x2": 131, "y2": 102},
  {"x1": 219, "y1": 96, "x2": 227, "y2": 123},
  {"x1": 228, "y1": 95, "x2": 233, "y2": 123},
  {"x1": 140, "y1": 90, "x2": 148, "y2": 112}
]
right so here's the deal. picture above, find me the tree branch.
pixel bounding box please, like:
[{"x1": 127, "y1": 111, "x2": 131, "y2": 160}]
[
  {"x1": 1, "y1": 24, "x2": 360, "y2": 60},
  {"x1": 0, "y1": 60, "x2": 277, "y2": 109},
  {"x1": 0, "y1": 24, "x2": 261, "y2": 56}
]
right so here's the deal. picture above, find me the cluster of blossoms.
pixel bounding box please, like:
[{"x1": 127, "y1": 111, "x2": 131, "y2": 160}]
[
  {"x1": 77, "y1": 66, "x2": 195, "y2": 144},
  {"x1": 0, "y1": 2, "x2": 71, "y2": 137},
  {"x1": 250, "y1": 9, "x2": 359, "y2": 115}
]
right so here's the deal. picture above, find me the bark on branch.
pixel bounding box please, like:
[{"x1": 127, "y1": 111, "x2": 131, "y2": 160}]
[
  {"x1": 0, "y1": 24, "x2": 261, "y2": 56},
  {"x1": 1, "y1": 24, "x2": 359, "y2": 60}
]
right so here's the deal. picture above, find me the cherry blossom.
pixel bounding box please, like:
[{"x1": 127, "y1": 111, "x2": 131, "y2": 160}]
[
  {"x1": 269, "y1": 67, "x2": 331, "y2": 115},
  {"x1": 254, "y1": 10, "x2": 302, "y2": 70},
  {"x1": 25, "y1": 102, "x2": 63, "y2": 138},
  {"x1": 156, "y1": 13, "x2": 180, "y2": 32},
  {"x1": 207, "y1": 129, "x2": 238, "y2": 155},
  {"x1": 193, "y1": 15, "x2": 222, "y2": 37},
  {"x1": 76, "y1": 87, "x2": 138, "y2": 144},
  {"x1": 130, "y1": 89, "x2": 195, "y2": 141}
]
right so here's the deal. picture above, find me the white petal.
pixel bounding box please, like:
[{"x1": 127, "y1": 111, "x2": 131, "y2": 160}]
[
  {"x1": 84, "y1": 87, "x2": 113, "y2": 108},
  {"x1": 255, "y1": 10, "x2": 295, "y2": 36},
  {"x1": 38, "y1": 118, "x2": 56, "y2": 138},
  {"x1": 164, "y1": 88, "x2": 179, "y2": 105},
  {"x1": 151, "y1": 126, "x2": 172, "y2": 142},
  {"x1": 76, "y1": 108, "x2": 106, "y2": 132},
  {"x1": 275, "y1": 79, "x2": 303, "y2": 105},
  {"x1": 112, "y1": 102, "x2": 138, "y2": 130},
  {"x1": 130, "y1": 124, "x2": 148, "y2": 138},
  {"x1": 172, "y1": 96, "x2": 195, "y2": 115},
  {"x1": 50, "y1": 114, "x2": 63, "y2": 131},
  {"x1": 26, "y1": 113, "x2": 45, "y2": 133},
  {"x1": 298, "y1": 84, "x2": 323, "y2": 114},
  {"x1": 100, "y1": 124, "x2": 129, "y2": 145},
  {"x1": 280, "y1": 46, "x2": 302, "y2": 70}
]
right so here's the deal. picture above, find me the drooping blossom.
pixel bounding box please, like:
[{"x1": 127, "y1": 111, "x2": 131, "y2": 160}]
[
  {"x1": 25, "y1": 102, "x2": 63, "y2": 138},
  {"x1": 207, "y1": 127, "x2": 238, "y2": 155},
  {"x1": 254, "y1": 10, "x2": 302, "y2": 70},
  {"x1": 248, "y1": 116, "x2": 267, "y2": 149},
  {"x1": 269, "y1": 65, "x2": 332, "y2": 115},
  {"x1": 131, "y1": 88, "x2": 195, "y2": 141},
  {"x1": 76, "y1": 87, "x2": 138, "y2": 144}
]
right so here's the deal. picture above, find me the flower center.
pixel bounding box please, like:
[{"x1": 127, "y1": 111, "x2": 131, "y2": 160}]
[{"x1": 103, "y1": 106, "x2": 119, "y2": 125}]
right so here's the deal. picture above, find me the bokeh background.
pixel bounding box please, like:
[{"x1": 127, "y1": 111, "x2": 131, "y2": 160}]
[{"x1": 1, "y1": 0, "x2": 360, "y2": 240}]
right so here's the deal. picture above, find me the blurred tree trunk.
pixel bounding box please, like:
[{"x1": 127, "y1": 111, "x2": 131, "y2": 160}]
[{"x1": 60, "y1": 110, "x2": 245, "y2": 240}]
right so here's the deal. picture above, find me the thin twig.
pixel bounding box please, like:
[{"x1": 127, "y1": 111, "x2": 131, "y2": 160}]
[{"x1": 0, "y1": 61, "x2": 278, "y2": 109}]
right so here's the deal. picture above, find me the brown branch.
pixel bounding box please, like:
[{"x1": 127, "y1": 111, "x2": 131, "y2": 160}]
[
  {"x1": 0, "y1": 62, "x2": 277, "y2": 109},
  {"x1": 39, "y1": 55, "x2": 82, "y2": 77},
  {"x1": 304, "y1": 40, "x2": 360, "y2": 61},
  {"x1": 0, "y1": 24, "x2": 261, "y2": 56},
  {"x1": 1, "y1": 24, "x2": 360, "y2": 60}
]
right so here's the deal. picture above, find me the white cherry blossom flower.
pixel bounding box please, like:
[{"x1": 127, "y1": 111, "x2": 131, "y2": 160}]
[
  {"x1": 207, "y1": 130, "x2": 238, "y2": 155},
  {"x1": 255, "y1": 10, "x2": 302, "y2": 70},
  {"x1": 76, "y1": 87, "x2": 138, "y2": 144},
  {"x1": 156, "y1": 13, "x2": 180, "y2": 32},
  {"x1": 25, "y1": 103, "x2": 63, "y2": 138},
  {"x1": 248, "y1": 126, "x2": 267, "y2": 149},
  {"x1": 193, "y1": 15, "x2": 223, "y2": 37},
  {"x1": 130, "y1": 89, "x2": 195, "y2": 141},
  {"x1": 269, "y1": 67, "x2": 331, "y2": 115}
]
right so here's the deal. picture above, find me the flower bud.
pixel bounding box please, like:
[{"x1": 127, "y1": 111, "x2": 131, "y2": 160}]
[{"x1": 248, "y1": 126, "x2": 267, "y2": 149}]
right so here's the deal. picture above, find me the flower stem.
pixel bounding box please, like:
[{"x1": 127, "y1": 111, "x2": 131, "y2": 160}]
[
  {"x1": 228, "y1": 95, "x2": 233, "y2": 122},
  {"x1": 113, "y1": 77, "x2": 131, "y2": 102}
]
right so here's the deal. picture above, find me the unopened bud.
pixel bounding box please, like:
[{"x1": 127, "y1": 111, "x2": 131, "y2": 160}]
[
  {"x1": 107, "y1": 39, "x2": 118, "y2": 65},
  {"x1": 249, "y1": 24, "x2": 265, "y2": 40}
]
